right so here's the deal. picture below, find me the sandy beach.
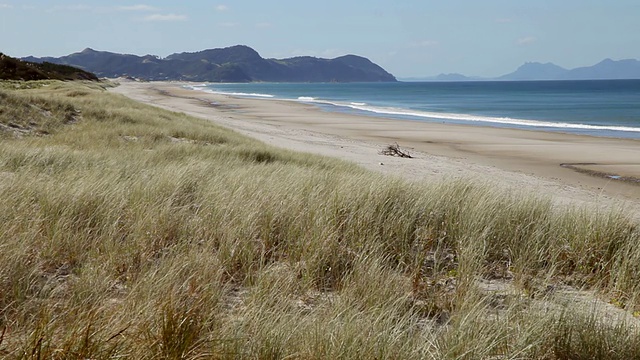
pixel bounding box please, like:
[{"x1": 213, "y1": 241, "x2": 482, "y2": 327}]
[{"x1": 110, "y1": 81, "x2": 640, "y2": 217}]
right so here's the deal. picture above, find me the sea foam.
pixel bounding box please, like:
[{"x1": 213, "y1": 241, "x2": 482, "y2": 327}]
[
  {"x1": 186, "y1": 85, "x2": 640, "y2": 134},
  {"x1": 182, "y1": 85, "x2": 274, "y2": 98},
  {"x1": 298, "y1": 98, "x2": 640, "y2": 133}
]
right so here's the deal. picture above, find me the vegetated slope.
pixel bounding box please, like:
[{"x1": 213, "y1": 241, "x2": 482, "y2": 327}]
[
  {"x1": 23, "y1": 45, "x2": 397, "y2": 82},
  {"x1": 1, "y1": 81, "x2": 640, "y2": 358},
  {"x1": 0, "y1": 52, "x2": 98, "y2": 81},
  {"x1": 0, "y1": 85, "x2": 80, "y2": 138}
]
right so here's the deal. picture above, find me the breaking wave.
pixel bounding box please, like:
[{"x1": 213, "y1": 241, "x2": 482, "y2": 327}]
[
  {"x1": 186, "y1": 85, "x2": 640, "y2": 134},
  {"x1": 297, "y1": 98, "x2": 640, "y2": 133},
  {"x1": 183, "y1": 85, "x2": 274, "y2": 98}
]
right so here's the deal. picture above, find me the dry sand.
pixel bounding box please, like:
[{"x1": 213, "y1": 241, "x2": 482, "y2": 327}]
[{"x1": 110, "y1": 80, "x2": 640, "y2": 218}]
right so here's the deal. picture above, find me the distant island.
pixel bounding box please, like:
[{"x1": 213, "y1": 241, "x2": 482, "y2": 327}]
[
  {"x1": 0, "y1": 52, "x2": 98, "y2": 81},
  {"x1": 401, "y1": 58, "x2": 640, "y2": 82},
  {"x1": 499, "y1": 58, "x2": 640, "y2": 81},
  {"x1": 23, "y1": 45, "x2": 397, "y2": 83}
]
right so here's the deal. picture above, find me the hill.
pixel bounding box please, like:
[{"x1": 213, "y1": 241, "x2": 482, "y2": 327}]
[
  {"x1": 560, "y1": 58, "x2": 640, "y2": 80},
  {"x1": 418, "y1": 59, "x2": 640, "y2": 82},
  {"x1": 498, "y1": 62, "x2": 568, "y2": 81},
  {"x1": 0, "y1": 52, "x2": 98, "y2": 81},
  {"x1": 498, "y1": 59, "x2": 640, "y2": 81},
  {"x1": 24, "y1": 45, "x2": 397, "y2": 82}
]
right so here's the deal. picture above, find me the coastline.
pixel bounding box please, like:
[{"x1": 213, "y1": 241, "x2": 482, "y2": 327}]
[
  {"x1": 110, "y1": 80, "x2": 640, "y2": 217},
  {"x1": 187, "y1": 80, "x2": 640, "y2": 140}
]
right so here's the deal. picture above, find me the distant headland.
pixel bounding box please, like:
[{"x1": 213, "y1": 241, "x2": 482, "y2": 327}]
[
  {"x1": 23, "y1": 45, "x2": 397, "y2": 83},
  {"x1": 401, "y1": 58, "x2": 640, "y2": 82}
]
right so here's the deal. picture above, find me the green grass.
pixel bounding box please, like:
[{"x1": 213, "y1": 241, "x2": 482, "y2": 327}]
[{"x1": 1, "y1": 80, "x2": 639, "y2": 359}]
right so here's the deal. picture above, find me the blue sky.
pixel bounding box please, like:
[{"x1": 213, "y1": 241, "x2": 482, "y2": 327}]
[{"x1": 1, "y1": 0, "x2": 639, "y2": 78}]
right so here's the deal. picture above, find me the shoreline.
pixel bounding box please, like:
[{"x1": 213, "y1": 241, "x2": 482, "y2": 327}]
[
  {"x1": 187, "y1": 81, "x2": 640, "y2": 141},
  {"x1": 110, "y1": 80, "x2": 640, "y2": 217}
]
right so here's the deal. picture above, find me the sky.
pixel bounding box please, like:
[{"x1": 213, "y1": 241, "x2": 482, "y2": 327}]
[{"x1": 1, "y1": 0, "x2": 639, "y2": 78}]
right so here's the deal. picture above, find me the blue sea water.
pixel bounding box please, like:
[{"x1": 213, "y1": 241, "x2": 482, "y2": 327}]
[{"x1": 187, "y1": 80, "x2": 640, "y2": 139}]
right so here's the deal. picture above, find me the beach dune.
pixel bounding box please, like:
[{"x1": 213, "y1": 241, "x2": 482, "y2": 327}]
[{"x1": 111, "y1": 81, "x2": 640, "y2": 217}]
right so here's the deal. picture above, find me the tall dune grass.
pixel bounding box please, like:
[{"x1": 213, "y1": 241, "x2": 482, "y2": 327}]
[{"x1": 1, "y1": 81, "x2": 639, "y2": 358}]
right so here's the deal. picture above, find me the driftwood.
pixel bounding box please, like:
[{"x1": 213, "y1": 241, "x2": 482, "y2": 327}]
[{"x1": 379, "y1": 143, "x2": 413, "y2": 158}]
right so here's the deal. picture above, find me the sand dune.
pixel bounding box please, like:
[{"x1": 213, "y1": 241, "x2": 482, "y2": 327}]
[{"x1": 110, "y1": 81, "x2": 640, "y2": 218}]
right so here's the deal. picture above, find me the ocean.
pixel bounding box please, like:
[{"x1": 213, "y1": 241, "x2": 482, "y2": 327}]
[{"x1": 187, "y1": 80, "x2": 640, "y2": 139}]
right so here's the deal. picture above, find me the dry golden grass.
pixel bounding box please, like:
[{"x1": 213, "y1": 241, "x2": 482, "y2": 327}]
[{"x1": 1, "y1": 80, "x2": 639, "y2": 359}]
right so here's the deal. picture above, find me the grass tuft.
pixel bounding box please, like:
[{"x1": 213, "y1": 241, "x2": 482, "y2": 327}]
[{"x1": 1, "y1": 80, "x2": 639, "y2": 358}]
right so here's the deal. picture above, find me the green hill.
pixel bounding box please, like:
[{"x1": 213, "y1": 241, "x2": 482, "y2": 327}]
[
  {"x1": 0, "y1": 52, "x2": 98, "y2": 81},
  {"x1": 23, "y1": 45, "x2": 397, "y2": 82}
]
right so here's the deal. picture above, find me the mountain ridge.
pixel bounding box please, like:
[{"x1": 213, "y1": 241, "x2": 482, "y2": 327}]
[
  {"x1": 400, "y1": 58, "x2": 640, "y2": 82},
  {"x1": 559, "y1": 58, "x2": 640, "y2": 80},
  {"x1": 24, "y1": 45, "x2": 397, "y2": 83},
  {"x1": 498, "y1": 62, "x2": 568, "y2": 81}
]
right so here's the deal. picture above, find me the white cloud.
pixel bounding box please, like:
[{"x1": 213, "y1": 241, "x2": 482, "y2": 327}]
[
  {"x1": 516, "y1": 36, "x2": 537, "y2": 45},
  {"x1": 118, "y1": 4, "x2": 158, "y2": 12},
  {"x1": 218, "y1": 22, "x2": 238, "y2": 27},
  {"x1": 142, "y1": 13, "x2": 188, "y2": 22},
  {"x1": 67, "y1": 4, "x2": 91, "y2": 11},
  {"x1": 0, "y1": 3, "x2": 13, "y2": 9},
  {"x1": 409, "y1": 40, "x2": 439, "y2": 48},
  {"x1": 255, "y1": 22, "x2": 272, "y2": 29},
  {"x1": 46, "y1": 4, "x2": 93, "y2": 13},
  {"x1": 45, "y1": 4, "x2": 159, "y2": 13},
  {"x1": 216, "y1": 5, "x2": 228, "y2": 11},
  {"x1": 47, "y1": 4, "x2": 91, "y2": 12}
]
